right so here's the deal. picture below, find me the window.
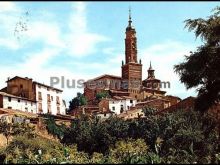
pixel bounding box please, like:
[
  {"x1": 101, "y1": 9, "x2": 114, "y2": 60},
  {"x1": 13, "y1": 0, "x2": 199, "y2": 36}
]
[
  {"x1": 8, "y1": 97, "x2": 11, "y2": 102},
  {"x1": 38, "y1": 92, "x2": 42, "y2": 100},
  {"x1": 56, "y1": 96, "x2": 60, "y2": 104},
  {"x1": 47, "y1": 94, "x2": 51, "y2": 102},
  {"x1": 48, "y1": 105, "x2": 51, "y2": 114},
  {"x1": 130, "y1": 100, "x2": 133, "y2": 103},
  {"x1": 20, "y1": 84, "x2": 23, "y2": 89},
  {"x1": 38, "y1": 103, "x2": 43, "y2": 113},
  {"x1": 104, "y1": 113, "x2": 106, "y2": 117},
  {"x1": 18, "y1": 99, "x2": 20, "y2": 102},
  {"x1": 57, "y1": 106, "x2": 60, "y2": 114},
  {"x1": 8, "y1": 106, "x2": 12, "y2": 109},
  {"x1": 112, "y1": 106, "x2": 115, "y2": 111},
  {"x1": 25, "y1": 101, "x2": 27, "y2": 105},
  {"x1": 25, "y1": 107, "x2": 28, "y2": 112},
  {"x1": 51, "y1": 96, "x2": 53, "y2": 101}
]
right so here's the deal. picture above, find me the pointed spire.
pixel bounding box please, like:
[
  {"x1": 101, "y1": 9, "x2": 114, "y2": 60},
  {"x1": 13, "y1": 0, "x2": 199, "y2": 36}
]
[
  {"x1": 128, "y1": 6, "x2": 132, "y2": 27},
  {"x1": 149, "y1": 61, "x2": 153, "y2": 70}
]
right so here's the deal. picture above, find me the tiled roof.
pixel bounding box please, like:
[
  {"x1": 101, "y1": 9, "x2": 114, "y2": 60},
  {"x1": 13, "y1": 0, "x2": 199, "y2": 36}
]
[
  {"x1": 0, "y1": 92, "x2": 36, "y2": 102},
  {"x1": 0, "y1": 108, "x2": 38, "y2": 118},
  {"x1": 86, "y1": 74, "x2": 121, "y2": 82},
  {"x1": 6, "y1": 76, "x2": 63, "y2": 92}
]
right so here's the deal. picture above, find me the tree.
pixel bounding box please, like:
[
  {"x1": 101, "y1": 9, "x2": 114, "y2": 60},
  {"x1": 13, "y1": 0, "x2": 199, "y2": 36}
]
[
  {"x1": 174, "y1": 6, "x2": 220, "y2": 112},
  {"x1": 0, "y1": 121, "x2": 35, "y2": 145},
  {"x1": 96, "y1": 91, "x2": 109, "y2": 101},
  {"x1": 68, "y1": 92, "x2": 87, "y2": 113}
]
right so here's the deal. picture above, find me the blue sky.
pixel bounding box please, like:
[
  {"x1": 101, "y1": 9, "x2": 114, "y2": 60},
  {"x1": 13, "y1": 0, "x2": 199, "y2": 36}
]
[{"x1": 0, "y1": 1, "x2": 219, "y2": 104}]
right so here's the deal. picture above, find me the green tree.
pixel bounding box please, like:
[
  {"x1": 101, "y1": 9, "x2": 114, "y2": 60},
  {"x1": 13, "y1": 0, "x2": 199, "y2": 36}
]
[
  {"x1": 0, "y1": 121, "x2": 35, "y2": 145},
  {"x1": 174, "y1": 6, "x2": 220, "y2": 112},
  {"x1": 96, "y1": 91, "x2": 109, "y2": 101},
  {"x1": 68, "y1": 92, "x2": 87, "y2": 113}
]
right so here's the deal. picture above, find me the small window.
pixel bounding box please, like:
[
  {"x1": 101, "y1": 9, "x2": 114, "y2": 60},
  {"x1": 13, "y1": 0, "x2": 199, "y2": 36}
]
[
  {"x1": 130, "y1": 100, "x2": 133, "y2": 103},
  {"x1": 18, "y1": 99, "x2": 20, "y2": 102},
  {"x1": 51, "y1": 96, "x2": 53, "y2": 101},
  {"x1": 112, "y1": 106, "x2": 115, "y2": 111},
  {"x1": 104, "y1": 113, "x2": 106, "y2": 117},
  {"x1": 8, "y1": 106, "x2": 12, "y2": 109},
  {"x1": 20, "y1": 84, "x2": 23, "y2": 89},
  {"x1": 8, "y1": 97, "x2": 11, "y2": 102},
  {"x1": 25, "y1": 107, "x2": 28, "y2": 112}
]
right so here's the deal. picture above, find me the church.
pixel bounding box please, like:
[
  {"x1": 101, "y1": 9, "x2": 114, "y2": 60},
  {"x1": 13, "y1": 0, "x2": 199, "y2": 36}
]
[{"x1": 84, "y1": 10, "x2": 168, "y2": 105}]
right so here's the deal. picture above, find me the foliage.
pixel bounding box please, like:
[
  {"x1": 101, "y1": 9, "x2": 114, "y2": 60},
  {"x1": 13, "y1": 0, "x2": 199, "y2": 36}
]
[
  {"x1": 0, "y1": 121, "x2": 35, "y2": 145},
  {"x1": 96, "y1": 91, "x2": 110, "y2": 101},
  {"x1": 1, "y1": 135, "x2": 90, "y2": 164},
  {"x1": 62, "y1": 117, "x2": 112, "y2": 155},
  {"x1": 108, "y1": 138, "x2": 148, "y2": 164},
  {"x1": 68, "y1": 92, "x2": 87, "y2": 112},
  {"x1": 43, "y1": 114, "x2": 67, "y2": 141},
  {"x1": 174, "y1": 6, "x2": 220, "y2": 112},
  {"x1": 60, "y1": 107, "x2": 219, "y2": 164},
  {"x1": 0, "y1": 107, "x2": 219, "y2": 164}
]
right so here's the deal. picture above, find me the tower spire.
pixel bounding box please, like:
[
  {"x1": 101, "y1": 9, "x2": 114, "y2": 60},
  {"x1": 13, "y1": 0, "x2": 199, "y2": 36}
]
[
  {"x1": 128, "y1": 6, "x2": 132, "y2": 27},
  {"x1": 148, "y1": 61, "x2": 155, "y2": 78},
  {"x1": 149, "y1": 61, "x2": 152, "y2": 70}
]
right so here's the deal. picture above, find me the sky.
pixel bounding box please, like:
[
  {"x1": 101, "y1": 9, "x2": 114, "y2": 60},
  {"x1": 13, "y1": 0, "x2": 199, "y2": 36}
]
[{"x1": 0, "y1": 1, "x2": 219, "y2": 105}]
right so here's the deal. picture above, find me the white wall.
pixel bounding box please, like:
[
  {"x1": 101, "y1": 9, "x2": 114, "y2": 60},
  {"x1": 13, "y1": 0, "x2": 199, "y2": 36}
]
[
  {"x1": 109, "y1": 99, "x2": 137, "y2": 115},
  {"x1": 35, "y1": 85, "x2": 66, "y2": 115},
  {"x1": 3, "y1": 96, "x2": 37, "y2": 113}
]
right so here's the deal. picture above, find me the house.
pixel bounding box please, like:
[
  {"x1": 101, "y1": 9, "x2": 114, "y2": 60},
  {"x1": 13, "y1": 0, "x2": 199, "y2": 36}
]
[
  {"x1": 117, "y1": 108, "x2": 145, "y2": 120},
  {"x1": 94, "y1": 111, "x2": 115, "y2": 120},
  {"x1": 136, "y1": 98, "x2": 170, "y2": 111},
  {"x1": 1, "y1": 76, "x2": 66, "y2": 115},
  {"x1": 0, "y1": 92, "x2": 37, "y2": 114},
  {"x1": 155, "y1": 96, "x2": 196, "y2": 115},
  {"x1": 99, "y1": 96, "x2": 137, "y2": 115}
]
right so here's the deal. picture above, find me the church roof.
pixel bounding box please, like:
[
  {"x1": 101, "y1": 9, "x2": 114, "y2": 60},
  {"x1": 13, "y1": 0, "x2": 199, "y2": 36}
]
[
  {"x1": 86, "y1": 74, "x2": 121, "y2": 82},
  {"x1": 143, "y1": 77, "x2": 161, "y2": 82},
  {"x1": 141, "y1": 87, "x2": 166, "y2": 94}
]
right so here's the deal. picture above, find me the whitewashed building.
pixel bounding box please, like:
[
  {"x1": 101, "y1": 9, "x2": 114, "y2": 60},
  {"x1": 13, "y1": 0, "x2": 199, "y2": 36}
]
[
  {"x1": 0, "y1": 76, "x2": 66, "y2": 115},
  {"x1": 35, "y1": 82, "x2": 66, "y2": 115},
  {"x1": 0, "y1": 92, "x2": 37, "y2": 113},
  {"x1": 99, "y1": 96, "x2": 137, "y2": 115}
]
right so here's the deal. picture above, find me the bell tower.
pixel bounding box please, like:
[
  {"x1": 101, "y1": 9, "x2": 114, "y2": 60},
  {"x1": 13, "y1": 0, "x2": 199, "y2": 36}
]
[
  {"x1": 121, "y1": 8, "x2": 142, "y2": 98},
  {"x1": 125, "y1": 8, "x2": 137, "y2": 64}
]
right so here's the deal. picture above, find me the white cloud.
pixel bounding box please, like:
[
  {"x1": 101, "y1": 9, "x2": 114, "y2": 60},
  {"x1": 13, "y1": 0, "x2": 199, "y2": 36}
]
[
  {"x1": 25, "y1": 21, "x2": 64, "y2": 48},
  {"x1": 0, "y1": 1, "x2": 111, "y2": 106},
  {"x1": 0, "y1": 1, "x2": 19, "y2": 13},
  {"x1": 140, "y1": 40, "x2": 198, "y2": 99},
  {"x1": 65, "y1": 2, "x2": 109, "y2": 57}
]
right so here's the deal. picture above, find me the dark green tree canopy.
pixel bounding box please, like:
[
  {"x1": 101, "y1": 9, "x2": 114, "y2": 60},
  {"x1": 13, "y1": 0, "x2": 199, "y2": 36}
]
[
  {"x1": 68, "y1": 92, "x2": 87, "y2": 112},
  {"x1": 174, "y1": 6, "x2": 220, "y2": 112}
]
